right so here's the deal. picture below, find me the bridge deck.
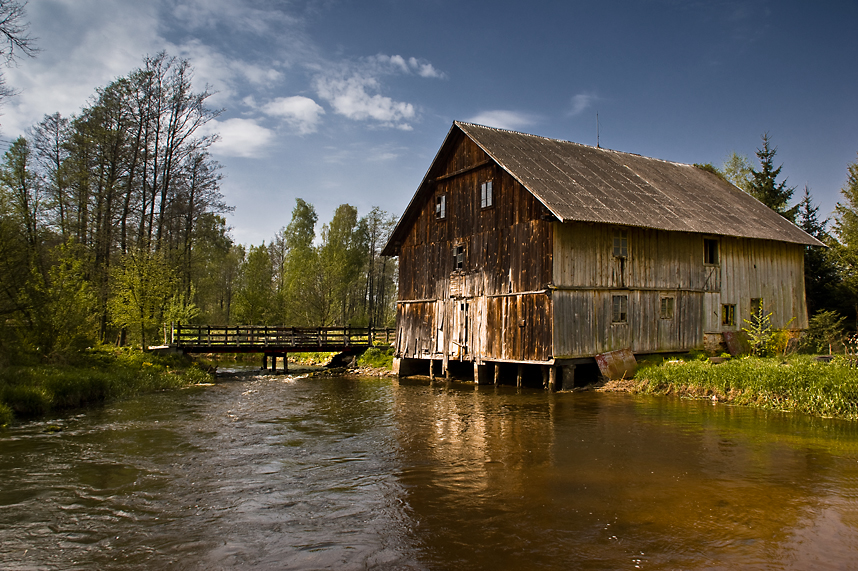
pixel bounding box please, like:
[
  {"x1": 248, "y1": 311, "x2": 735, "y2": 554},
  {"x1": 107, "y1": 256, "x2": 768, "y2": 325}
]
[{"x1": 172, "y1": 325, "x2": 395, "y2": 354}]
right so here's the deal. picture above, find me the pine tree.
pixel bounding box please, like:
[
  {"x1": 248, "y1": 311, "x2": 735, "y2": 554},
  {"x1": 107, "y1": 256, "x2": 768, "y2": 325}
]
[
  {"x1": 832, "y1": 154, "x2": 858, "y2": 326},
  {"x1": 797, "y1": 185, "x2": 839, "y2": 315},
  {"x1": 749, "y1": 133, "x2": 797, "y2": 220}
]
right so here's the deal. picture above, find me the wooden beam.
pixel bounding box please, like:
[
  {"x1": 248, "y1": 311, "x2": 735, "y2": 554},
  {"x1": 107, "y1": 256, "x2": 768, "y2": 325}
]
[{"x1": 430, "y1": 159, "x2": 492, "y2": 183}]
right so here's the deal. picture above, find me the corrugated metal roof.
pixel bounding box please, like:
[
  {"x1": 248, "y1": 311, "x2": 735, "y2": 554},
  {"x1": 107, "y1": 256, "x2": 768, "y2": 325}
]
[
  {"x1": 458, "y1": 122, "x2": 822, "y2": 246},
  {"x1": 382, "y1": 122, "x2": 823, "y2": 255}
]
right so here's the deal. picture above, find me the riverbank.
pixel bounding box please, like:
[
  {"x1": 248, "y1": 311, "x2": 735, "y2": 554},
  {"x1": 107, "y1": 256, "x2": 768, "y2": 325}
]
[
  {"x1": 0, "y1": 347, "x2": 213, "y2": 427},
  {"x1": 595, "y1": 354, "x2": 858, "y2": 420}
]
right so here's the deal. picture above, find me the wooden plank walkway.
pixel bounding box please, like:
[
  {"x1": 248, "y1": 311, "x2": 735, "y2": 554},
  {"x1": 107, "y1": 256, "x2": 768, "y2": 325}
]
[{"x1": 172, "y1": 325, "x2": 395, "y2": 354}]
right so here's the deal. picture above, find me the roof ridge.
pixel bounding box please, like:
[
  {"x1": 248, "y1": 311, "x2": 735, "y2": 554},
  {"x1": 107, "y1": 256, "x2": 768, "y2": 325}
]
[{"x1": 454, "y1": 120, "x2": 691, "y2": 167}]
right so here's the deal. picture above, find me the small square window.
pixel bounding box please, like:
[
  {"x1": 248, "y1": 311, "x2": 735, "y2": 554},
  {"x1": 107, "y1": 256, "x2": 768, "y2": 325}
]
[
  {"x1": 704, "y1": 238, "x2": 719, "y2": 265},
  {"x1": 455, "y1": 244, "x2": 465, "y2": 270},
  {"x1": 480, "y1": 181, "x2": 493, "y2": 208},
  {"x1": 613, "y1": 231, "x2": 628, "y2": 258},
  {"x1": 612, "y1": 295, "x2": 628, "y2": 323},
  {"x1": 435, "y1": 195, "x2": 446, "y2": 219},
  {"x1": 660, "y1": 297, "x2": 674, "y2": 320},
  {"x1": 722, "y1": 304, "x2": 736, "y2": 326},
  {"x1": 750, "y1": 298, "x2": 763, "y2": 316}
]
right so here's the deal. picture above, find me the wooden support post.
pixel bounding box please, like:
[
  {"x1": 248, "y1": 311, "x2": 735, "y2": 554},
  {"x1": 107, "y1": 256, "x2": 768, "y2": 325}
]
[
  {"x1": 474, "y1": 363, "x2": 492, "y2": 385},
  {"x1": 542, "y1": 366, "x2": 549, "y2": 390},
  {"x1": 284, "y1": 355, "x2": 289, "y2": 373},
  {"x1": 562, "y1": 364, "x2": 576, "y2": 390},
  {"x1": 548, "y1": 366, "x2": 557, "y2": 393},
  {"x1": 262, "y1": 353, "x2": 268, "y2": 371},
  {"x1": 516, "y1": 364, "x2": 523, "y2": 387},
  {"x1": 494, "y1": 363, "x2": 500, "y2": 385},
  {"x1": 429, "y1": 359, "x2": 436, "y2": 380}
]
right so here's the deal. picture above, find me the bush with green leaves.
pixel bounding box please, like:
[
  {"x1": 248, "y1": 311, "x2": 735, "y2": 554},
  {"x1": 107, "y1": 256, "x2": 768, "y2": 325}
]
[{"x1": 804, "y1": 310, "x2": 847, "y2": 354}]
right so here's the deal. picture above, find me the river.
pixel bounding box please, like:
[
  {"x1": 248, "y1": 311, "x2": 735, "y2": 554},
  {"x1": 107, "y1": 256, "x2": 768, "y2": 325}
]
[{"x1": 1, "y1": 370, "x2": 857, "y2": 570}]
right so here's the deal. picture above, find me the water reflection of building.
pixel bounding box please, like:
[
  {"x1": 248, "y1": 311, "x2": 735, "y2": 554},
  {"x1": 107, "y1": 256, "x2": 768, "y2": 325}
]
[{"x1": 389, "y1": 383, "x2": 858, "y2": 569}]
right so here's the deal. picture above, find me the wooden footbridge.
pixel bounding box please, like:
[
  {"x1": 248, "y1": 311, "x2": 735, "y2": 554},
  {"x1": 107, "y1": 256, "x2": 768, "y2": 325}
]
[{"x1": 170, "y1": 324, "x2": 395, "y2": 371}]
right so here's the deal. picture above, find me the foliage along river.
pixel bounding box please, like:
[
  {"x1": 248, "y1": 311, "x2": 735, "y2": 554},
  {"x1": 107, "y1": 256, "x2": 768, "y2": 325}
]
[{"x1": 2, "y1": 369, "x2": 858, "y2": 570}]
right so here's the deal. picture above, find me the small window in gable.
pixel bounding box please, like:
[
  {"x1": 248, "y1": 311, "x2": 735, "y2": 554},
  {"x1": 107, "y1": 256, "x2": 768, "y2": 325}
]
[
  {"x1": 612, "y1": 295, "x2": 628, "y2": 323},
  {"x1": 722, "y1": 304, "x2": 736, "y2": 326},
  {"x1": 613, "y1": 230, "x2": 628, "y2": 258},
  {"x1": 660, "y1": 296, "x2": 675, "y2": 320},
  {"x1": 435, "y1": 195, "x2": 446, "y2": 219},
  {"x1": 480, "y1": 180, "x2": 493, "y2": 209},
  {"x1": 454, "y1": 244, "x2": 465, "y2": 270},
  {"x1": 704, "y1": 238, "x2": 719, "y2": 265}
]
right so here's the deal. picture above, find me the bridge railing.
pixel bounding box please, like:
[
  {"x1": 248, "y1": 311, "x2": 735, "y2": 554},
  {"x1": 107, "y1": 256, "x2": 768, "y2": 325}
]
[{"x1": 172, "y1": 324, "x2": 395, "y2": 350}]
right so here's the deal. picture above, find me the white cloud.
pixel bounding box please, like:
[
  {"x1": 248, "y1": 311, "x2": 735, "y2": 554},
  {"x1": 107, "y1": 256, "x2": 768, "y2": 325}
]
[
  {"x1": 467, "y1": 110, "x2": 538, "y2": 131},
  {"x1": 262, "y1": 96, "x2": 325, "y2": 134},
  {"x1": 371, "y1": 54, "x2": 446, "y2": 79},
  {"x1": 1, "y1": 0, "x2": 162, "y2": 137},
  {"x1": 568, "y1": 92, "x2": 597, "y2": 117},
  {"x1": 207, "y1": 118, "x2": 275, "y2": 158},
  {"x1": 314, "y1": 73, "x2": 415, "y2": 128},
  {"x1": 310, "y1": 53, "x2": 443, "y2": 129},
  {"x1": 408, "y1": 57, "x2": 444, "y2": 79}
]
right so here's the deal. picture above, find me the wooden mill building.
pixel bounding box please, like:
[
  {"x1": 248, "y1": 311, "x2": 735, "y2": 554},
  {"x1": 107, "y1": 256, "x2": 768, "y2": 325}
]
[{"x1": 381, "y1": 122, "x2": 822, "y2": 388}]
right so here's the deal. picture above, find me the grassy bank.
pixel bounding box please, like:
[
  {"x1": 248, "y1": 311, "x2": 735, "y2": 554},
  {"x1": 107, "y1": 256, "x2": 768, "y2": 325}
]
[
  {"x1": 0, "y1": 347, "x2": 212, "y2": 427},
  {"x1": 628, "y1": 354, "x2": 858, "y2": 420}
]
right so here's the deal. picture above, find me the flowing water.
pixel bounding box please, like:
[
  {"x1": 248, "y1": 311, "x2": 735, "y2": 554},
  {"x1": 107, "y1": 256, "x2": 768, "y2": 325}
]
[{"x1": 2, "y1": 370, "x2": 858, "y2": 570}]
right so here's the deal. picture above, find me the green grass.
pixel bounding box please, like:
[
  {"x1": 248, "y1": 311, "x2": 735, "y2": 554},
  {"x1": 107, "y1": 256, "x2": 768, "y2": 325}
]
[
  {"x1": 635, "y1": 354, "x2": 858, "y2": 420},
  {"x1": 0, "y1": 346, "x2": 212, "y2": 427},
  {"x1": 357, "y1": 346, "x2": 394, "y2": 370}
]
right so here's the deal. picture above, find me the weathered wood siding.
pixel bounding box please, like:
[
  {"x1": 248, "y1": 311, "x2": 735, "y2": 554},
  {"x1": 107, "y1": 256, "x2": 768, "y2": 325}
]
[
  {"x1": 395, "y1": 131, "x2": 554, "y2": 362},
  {"x1": 552, "y1": 290, "x2": 702, "y2": 358},
  {"x1": 551, "y1": 223, "x2": 808, "y2": 358},
  {"x1": 716, "y1": 236, "x2": 808, "y2": 331}
]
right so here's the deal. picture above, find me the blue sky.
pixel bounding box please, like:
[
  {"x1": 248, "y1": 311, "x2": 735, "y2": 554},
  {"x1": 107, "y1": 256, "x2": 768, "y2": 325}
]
[{"x1": 2, "y1": 0, "x2": 856, "y2": 245}]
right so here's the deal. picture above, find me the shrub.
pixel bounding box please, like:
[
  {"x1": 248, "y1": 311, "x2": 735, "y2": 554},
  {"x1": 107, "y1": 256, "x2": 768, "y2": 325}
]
[{"x1": 358, "y1": 346, "x2": 394, "y2": 370}]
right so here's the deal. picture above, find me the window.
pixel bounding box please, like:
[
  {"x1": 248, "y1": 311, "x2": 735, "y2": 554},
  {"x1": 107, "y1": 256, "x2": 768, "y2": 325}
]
[
  {"x1": 613, "y1": 231, "x2": 628, "y2": 258},
  {"x1": 480, "y1": 180, "x2": 493, "y2": 208},
  {"x1": 660, "y1": 296, "x2": 675, "y2": 320},
  {"x1": 722, "y1": 304, "x2": 736, "y2": 326},
  {"x1": 455, "y1": 244, "x2": 465, "y2": 270},
  {"x1": 751, "y1": 298, "x2": 763, "y2": 316},
  {"x1": 435, "y1": 195, "x2": 446, "y2": 219},
  {"x1": 750, "y1": 298, "x2": 764, "y2": 325},
  {"x1": 704, "y1": 238, "x2": 719, "y2": 265},
  {"x1": 612, "y1": 295, "x2": 628, "y2": 323}
]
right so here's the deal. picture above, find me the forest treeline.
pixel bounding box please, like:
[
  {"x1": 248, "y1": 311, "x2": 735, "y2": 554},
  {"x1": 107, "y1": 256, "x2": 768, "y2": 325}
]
[{"x1": 0, "y1": 53, "x2": 397, "y2": 364}]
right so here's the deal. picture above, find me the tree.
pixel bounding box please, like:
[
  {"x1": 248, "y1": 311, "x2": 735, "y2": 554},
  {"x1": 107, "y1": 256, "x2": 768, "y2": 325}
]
[
  {"x1": 281, "y1": 198, "x2": 319, "y2": 325},
  {"x1": 233, "y1": 243, "x2": 274, "y2": 325},
  {"x1": 749, "y1": 133, "x2": 796, "y2": 220},
  {"x1": 107, "y1": 248, "x2": 177, "y2": 350},
  {"x1": 831, "y1": 154, "x2": 858, "y2": 326},
  {"x1": 797, "y1": 185, "x2": 839, "y2": 315},
  {"x1": 721, "y1": 151, "x2": 753, "y2": 193},
  {"x1": 0, "y1": 0, "x2": 37, "y2": 102}
]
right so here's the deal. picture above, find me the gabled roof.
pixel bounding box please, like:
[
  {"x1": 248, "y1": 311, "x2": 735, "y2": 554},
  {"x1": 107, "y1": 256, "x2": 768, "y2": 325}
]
[{"x1": 383, "y1": 122, "x2": 822, "y2": 255}]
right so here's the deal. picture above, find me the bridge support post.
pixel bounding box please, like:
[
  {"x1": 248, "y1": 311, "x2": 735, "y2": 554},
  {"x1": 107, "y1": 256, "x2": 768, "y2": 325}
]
[{"x1": 262, "y1": 353, "x2": 268, "y2": 371}]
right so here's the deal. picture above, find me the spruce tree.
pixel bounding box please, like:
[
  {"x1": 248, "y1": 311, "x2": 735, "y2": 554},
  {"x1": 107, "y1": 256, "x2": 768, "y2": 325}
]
[
  {"x1": 749, "y1": 133, "x2": 797, "y2": 220},
  {"x1": 797, "y1": 185, "x2": 839, "y2": 315}
]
